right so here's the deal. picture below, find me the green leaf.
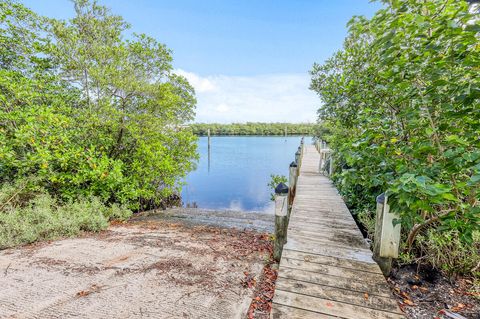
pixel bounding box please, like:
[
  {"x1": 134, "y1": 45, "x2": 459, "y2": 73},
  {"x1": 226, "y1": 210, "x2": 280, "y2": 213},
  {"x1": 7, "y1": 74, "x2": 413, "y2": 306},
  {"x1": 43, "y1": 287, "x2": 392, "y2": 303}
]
[{"x1": 441, "y1": 193, "x2": 457, "y2": 201}]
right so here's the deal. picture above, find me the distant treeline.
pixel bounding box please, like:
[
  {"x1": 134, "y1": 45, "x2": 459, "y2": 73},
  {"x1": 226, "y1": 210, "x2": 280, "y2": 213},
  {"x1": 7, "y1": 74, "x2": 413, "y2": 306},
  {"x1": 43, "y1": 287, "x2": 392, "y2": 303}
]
[{"x1": 190, "y1": 123, "x2": 316, "y2": 136}]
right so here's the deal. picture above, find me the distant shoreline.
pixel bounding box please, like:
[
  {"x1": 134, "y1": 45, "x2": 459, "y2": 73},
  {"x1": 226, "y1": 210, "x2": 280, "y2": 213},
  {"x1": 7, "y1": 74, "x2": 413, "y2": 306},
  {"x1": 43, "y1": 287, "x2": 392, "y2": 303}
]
[{"x1": 189, "y1": 122, "x2": 317, "y2": 136}]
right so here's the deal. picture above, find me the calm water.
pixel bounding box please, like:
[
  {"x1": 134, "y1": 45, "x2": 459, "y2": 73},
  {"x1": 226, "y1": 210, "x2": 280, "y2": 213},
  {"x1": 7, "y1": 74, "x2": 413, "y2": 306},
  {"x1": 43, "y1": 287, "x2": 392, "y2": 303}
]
[{"x1": 181, "y1": 136, "x2": 312, "y2": 214}]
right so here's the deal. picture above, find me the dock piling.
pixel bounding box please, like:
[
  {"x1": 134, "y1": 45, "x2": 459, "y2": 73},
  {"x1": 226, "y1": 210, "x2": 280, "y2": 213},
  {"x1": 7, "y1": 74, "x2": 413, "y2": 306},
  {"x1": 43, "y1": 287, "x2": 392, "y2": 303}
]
[
  {"x1": 207, "y1": 128, "x2": 211, "y2": 149},
  {"x1": 274, "y1": 182, "x2": 289, "y2": 262},
  {"x1": 288, "y1": 161, "x2": 298, "y2": 216},
  {"x1": 373, "y1": 193, "x2": 401, "y2": 276}
]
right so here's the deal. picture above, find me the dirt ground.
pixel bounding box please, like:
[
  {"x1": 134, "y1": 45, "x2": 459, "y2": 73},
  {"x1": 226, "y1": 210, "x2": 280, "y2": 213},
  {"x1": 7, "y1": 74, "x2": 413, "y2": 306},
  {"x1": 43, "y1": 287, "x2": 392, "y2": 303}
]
[
  {"x1": 388, "y1": 265, "x2": 480, "y2": 319},
  {"x1": 134, "y1": 208, "x2": 274, "y2": 233},
  {"x1": 0, "y1": 216, "x2": 273, "y2": 319}
]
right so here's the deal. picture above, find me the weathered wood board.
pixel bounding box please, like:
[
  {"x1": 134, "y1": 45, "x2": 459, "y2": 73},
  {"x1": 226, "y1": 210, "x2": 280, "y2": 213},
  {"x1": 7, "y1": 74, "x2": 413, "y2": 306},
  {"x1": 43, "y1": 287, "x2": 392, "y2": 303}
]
[{"x1": 271, "y1": 145, "x2": 404, "y2": 319}]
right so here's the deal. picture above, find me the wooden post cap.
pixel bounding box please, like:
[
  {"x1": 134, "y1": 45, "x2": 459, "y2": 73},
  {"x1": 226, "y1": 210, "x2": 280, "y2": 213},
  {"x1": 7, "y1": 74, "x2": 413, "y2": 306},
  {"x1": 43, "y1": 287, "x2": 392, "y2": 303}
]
[
  {"x1": 376, "y1": 193, "x2": 386, "y2": 204},
  {"x1": 275, "y1": 182, "x2": 289, "y2": 195}
]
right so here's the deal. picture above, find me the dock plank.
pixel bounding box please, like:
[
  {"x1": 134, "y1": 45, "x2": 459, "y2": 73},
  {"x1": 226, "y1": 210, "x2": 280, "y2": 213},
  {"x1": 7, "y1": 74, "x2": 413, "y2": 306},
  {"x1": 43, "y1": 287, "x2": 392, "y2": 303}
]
[
  {"x1": 281, "y1": 249, "x2": 379, "y2": 272},
  {"x1": 273, "y1": 290, "x2": 404, "y2": 319},
  {"x1": 271, "y1": 145, "x2": 403, "y2": 318},
  {"x1": 271, "y1": 304, "x2": 339, "y2": 319},
  {"x1": 276, "y1": 278, "x2": 402, "y2": 313},
  {"x1": 278, "y1": 268, "x2": 393, "y2": 298},
  {"x1": 280, "y1": 257, "x2": 385, "y2": 282}
]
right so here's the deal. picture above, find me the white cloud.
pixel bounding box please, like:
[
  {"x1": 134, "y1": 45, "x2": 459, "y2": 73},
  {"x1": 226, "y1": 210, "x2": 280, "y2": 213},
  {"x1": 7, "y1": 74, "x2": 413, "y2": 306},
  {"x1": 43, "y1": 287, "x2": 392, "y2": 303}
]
[
  {"x1": 215, "y1": 103, "x2": 230, "y2": 113},
  {"x1": 175, "y1": 69, "x2": 217, "y2": 93},
  {"x1": 175, "y1": 69, "x2": 319, "y2": 123}
]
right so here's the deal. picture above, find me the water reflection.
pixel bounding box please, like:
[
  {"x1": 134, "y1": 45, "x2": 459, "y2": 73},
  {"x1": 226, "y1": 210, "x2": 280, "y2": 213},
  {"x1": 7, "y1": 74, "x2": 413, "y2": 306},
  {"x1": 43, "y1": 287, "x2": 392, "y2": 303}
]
[
  {"x1": 208, "y1": 140, "x2": 211, "y2": 173},
  {"x1": 182, "y1": 136, "x2": 311, "y2": 214}
]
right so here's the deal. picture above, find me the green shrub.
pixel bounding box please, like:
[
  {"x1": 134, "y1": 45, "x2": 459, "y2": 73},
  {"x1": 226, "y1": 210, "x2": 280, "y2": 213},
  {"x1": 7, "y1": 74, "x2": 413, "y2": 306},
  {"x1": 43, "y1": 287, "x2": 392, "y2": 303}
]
[
  {"x1": 102, "y1": 203, "x2": 133, "y2": 222},
  {"x1": 0, "y1": 181, "x2": 132, "y2": 249},
  {"x1": 355, "y1": 208, "x2": 376, "y2": 240},
  {"x1": 0, "y1": 0, "x2": 197, "y2": 210},
  {"x1": 310, "y1": 0, "x2": 480, "y2": 277},
  {"x1": 417, "y1": 230, "x2": 480, "y2": 278},
  {"x1": 268, "y1": 174, "x2": 288, "y2": 201}
]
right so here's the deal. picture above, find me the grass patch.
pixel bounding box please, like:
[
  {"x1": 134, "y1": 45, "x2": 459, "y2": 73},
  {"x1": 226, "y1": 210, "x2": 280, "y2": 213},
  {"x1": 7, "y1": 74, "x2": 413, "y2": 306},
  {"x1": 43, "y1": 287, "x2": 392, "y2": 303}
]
[
  {"x1": 0, "y1": 181, "x2": 131, "y2": 249},
  {"x1": 417, "y1": 230, "x2": 480, "y2": 279}
]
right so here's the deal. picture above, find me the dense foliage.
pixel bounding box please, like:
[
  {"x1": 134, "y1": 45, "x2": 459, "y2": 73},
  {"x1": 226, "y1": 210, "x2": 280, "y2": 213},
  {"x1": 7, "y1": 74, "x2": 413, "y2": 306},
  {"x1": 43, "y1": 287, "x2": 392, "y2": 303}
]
[
  {"x1": 310, "y1": 0, "x2": 479, "y2": 276},
  {"x1": 0, "y1": 0, "x2": 197, "y2": 247},
  {"x1": 190, "y1": 122, "x2": 315, "y2": 136}
]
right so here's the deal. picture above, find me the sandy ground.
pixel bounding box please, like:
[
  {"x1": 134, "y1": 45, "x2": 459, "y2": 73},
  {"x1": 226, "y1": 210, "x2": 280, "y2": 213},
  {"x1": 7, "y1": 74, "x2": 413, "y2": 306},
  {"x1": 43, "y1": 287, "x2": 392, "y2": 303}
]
[
  {"x1": 133, "y1": 208, "x2": 274, "y2": 233},
  {"x1": 0, "y1": 213, "x2": 273, "y2": 319}
]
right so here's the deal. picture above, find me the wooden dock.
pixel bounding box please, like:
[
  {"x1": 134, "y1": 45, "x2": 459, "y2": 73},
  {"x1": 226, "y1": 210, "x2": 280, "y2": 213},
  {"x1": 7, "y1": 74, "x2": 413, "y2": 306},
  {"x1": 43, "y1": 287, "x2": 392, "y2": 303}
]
[{"x1": 271, "y1": 145, "x2": 404, "y2": 319}]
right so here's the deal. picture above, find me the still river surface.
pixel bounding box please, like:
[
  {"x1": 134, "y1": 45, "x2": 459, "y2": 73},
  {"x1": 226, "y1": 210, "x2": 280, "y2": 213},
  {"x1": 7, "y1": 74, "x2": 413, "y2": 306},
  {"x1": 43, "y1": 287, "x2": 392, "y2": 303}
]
[{"x1": 181, "y1": 136, "x2": 312, "y2": 214}]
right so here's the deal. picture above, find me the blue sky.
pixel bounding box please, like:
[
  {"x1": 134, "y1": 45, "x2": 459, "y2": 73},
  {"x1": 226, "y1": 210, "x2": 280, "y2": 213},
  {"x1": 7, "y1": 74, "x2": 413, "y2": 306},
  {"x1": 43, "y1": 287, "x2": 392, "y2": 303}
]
[{"x1": 21, "y1": 0, "x2": 381, "y2": 123}]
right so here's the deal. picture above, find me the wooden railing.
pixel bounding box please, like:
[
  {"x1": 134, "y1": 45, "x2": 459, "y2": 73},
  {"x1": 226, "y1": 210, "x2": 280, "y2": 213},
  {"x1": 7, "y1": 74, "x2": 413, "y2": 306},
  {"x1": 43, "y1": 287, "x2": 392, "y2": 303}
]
[{"x1": 273, "y1": 137, "x2": 304, "y2": 262}]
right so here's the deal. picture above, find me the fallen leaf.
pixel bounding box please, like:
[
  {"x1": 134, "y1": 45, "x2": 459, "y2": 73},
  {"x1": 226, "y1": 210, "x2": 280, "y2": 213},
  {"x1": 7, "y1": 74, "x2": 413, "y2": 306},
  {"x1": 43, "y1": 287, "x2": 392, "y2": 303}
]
[
  {"x1": 451, "y1": 303, "x2": 465, "y2": 312},
  {"x1": 403, "y1": 299, "x2": 414, "y2": 306},
  {"x1": 400, "y1": 291, "x2": 411, "y2": 300},
  {"x1": 76, "y1": 290, "x2": 90, "y2": 297},
  {"x1": 364, "y1": 293, "x2": 369, "y2": 300},
  {"x1": 75, "y1": 284, "x2": 100, "y2": 297}
]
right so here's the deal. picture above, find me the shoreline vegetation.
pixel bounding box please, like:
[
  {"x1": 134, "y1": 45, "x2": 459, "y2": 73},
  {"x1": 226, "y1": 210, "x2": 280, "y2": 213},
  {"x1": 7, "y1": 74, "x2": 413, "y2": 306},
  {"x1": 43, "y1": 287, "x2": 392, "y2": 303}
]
[
  {"x1": 0, "y1": 0, "x2": 197, "y2": 249},
  {"x1": 309, "y1": 1, "x2": 479, "y2": 316},
  {"x1": 189, "y1": 122, "x2": 316, "y2": 136}
]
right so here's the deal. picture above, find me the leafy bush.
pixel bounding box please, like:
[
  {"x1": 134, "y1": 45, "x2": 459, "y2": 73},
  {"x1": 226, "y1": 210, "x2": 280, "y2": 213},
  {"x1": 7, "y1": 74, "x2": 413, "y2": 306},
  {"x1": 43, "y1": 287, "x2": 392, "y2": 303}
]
[
  {"x1": 0, "y1": 180, "x2": 131, "y2": 249},
  {"x1": 355, "y1": 208, "x2": 376, "y2": 240},
  {"x1": 267, "y1": 174, "x2": 288, "y2": 201},
  {"x1": 0, "y1": 0, "x2": 197, "y2": 210},
  {"x1": 310, "y1": 0, "x2": 480, "y2": 277},
  {"x1": 417, "y1": 230, "x2": 480, "y2": 278}
]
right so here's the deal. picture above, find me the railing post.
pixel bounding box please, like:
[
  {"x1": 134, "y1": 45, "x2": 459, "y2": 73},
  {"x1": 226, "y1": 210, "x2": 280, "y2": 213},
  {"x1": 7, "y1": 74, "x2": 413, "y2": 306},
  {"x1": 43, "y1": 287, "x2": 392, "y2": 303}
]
[
  {"x1": 295, "y1": 150, "x2": 301, "y2": 169},
  {"x1": 374, "y1": 193, "x2": 401, "y2": 276},
  {"x1": 288, "y1": 161, "x2": 298, "y2": 216},
  {"x1": 329, "y1": 154, "x2": 334, "y2": 176},
  {"x1": 319, "y1": 150, "x2": 323, "y2": 173},
  {"x1": 274, "y1": 183, "x2": 289, "y2": 262},
  {"x1": 318, "y1": 149, "x2": 327, "y2": 174},
  {"x1": 299, "y1": 146, "x2": 303, "y2": 166}
]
